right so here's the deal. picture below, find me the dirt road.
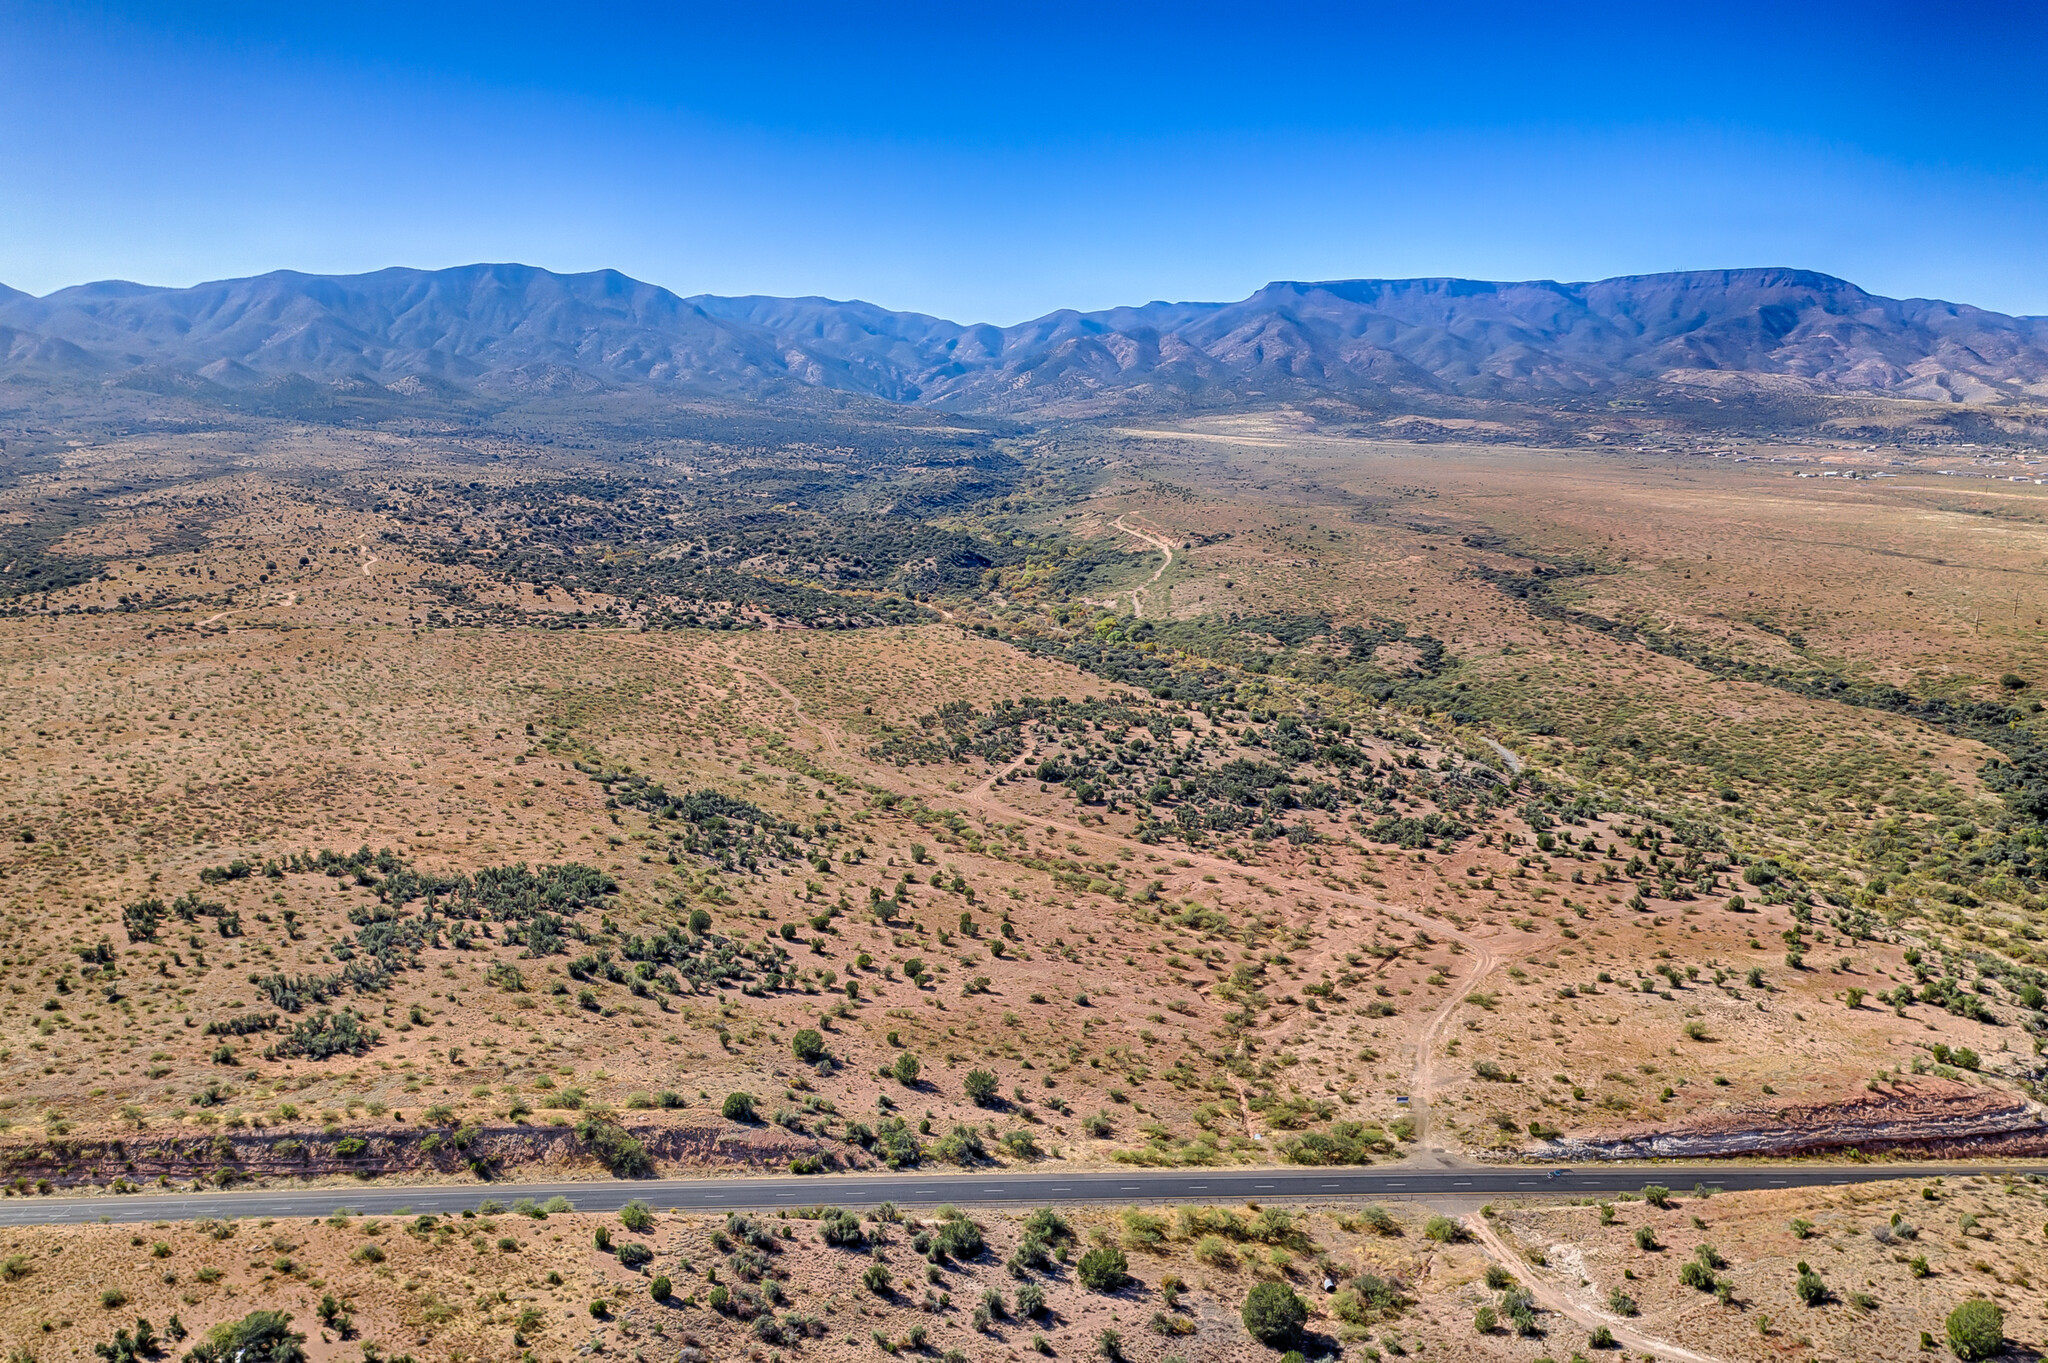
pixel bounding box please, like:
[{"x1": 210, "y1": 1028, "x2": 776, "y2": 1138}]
[{"x1": 1113, "y1": 514, "x2": 1175, "y2": 618}]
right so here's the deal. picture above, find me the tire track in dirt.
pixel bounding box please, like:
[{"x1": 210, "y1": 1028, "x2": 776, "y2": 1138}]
[
  {"x1": 1466, "y1": 1214, "x2": 1725, "y2": 1363},
  {"x1": 1112, "y1": 514, "x2": 1175, "y2": 619},
  {"x1": 949, "y1": 781, "x2": 1521, "y2": 1164}
]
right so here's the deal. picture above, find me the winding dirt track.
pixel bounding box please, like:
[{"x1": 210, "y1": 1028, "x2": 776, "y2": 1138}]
[
  {"x1": 1112, "y1": 514, "x2": 1175, "y2": 618},
  {"x1": 1466, "y1": 1214, "x2": 1724, "y2": 1363}
]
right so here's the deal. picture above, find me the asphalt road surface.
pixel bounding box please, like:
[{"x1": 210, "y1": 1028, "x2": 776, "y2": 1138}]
[{"x1": 0, "y1": 1162, "x2": 2032, "y2": 1228}]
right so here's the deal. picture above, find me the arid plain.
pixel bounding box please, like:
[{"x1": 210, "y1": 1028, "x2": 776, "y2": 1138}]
[{"x1": 3, "y1": 407, "x2": 2046, "y2": 1362}]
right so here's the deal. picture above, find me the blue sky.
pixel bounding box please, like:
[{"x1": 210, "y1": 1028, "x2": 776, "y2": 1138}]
[{"x1": 3, "y1": 1, "x2": 2044, "y2": 322}]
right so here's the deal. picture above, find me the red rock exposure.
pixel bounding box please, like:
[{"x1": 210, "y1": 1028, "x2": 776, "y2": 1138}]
[{"x1": 1544, "y1": 1078, "x2": 2048, "y2": 1161}]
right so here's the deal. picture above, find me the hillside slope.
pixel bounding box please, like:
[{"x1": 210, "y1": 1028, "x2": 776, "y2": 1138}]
[{"x1": 3, "y1": 263, "x2": 2044, "y2": 411}]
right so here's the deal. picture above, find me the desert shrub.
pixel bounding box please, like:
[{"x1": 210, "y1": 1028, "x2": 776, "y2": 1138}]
[
  {"x1": 1281, "y1": 1120, "x2": 1393, "y2": 1165},
  {"x1": 892, "y1": 1052, "x2": 921, "y2": 1084},
  {"x1": 1120, "y1": 1208, "x2": 1169, "y2": 1251},
  {"x1": 1794, "y1": 1262, "x2": 1828, "y2": 1306},
  {"x1": 1474, "y1": 1304, "x2": 1497, "y2": 1334},
  {"x1": 721, "y1": 1091, "x2": 757, "y2": 1122},
  {"x1": 314, "y1": 1295, "x2": 350, "y2": 1339},
  {"x1": 1077, "y1": 1246, "x2": 1129, "y2": 1292},
  {"x1": 203, "y1": 1011, "x2": 278, "y2": 1038},
  {"x1": 863, "y1": 1262, "x2": 893, "y2": 1295},
  {"x1": 1195, "y1": 1233, "x2": 1234, "y2": 1266},
  {"x1": 1024, "y1": 1208, "x2": 1074, "y2": 1242},
  {"x1": 1175, "y1": 1208, "x2": 1247, "y2": 1246},
  {"x1": 1423, "y1": 1215, "x2": 1463, "y2": 1243},
  {"x1": 264, "y1": 1009, "x2": 377, "y2": 1060},
  {"x1": 1679, "y1": 1259, "x2": 1717, "y2": 1291},
  {"x1": 123, "y1": 897, "x2": 165, "y2": 943},
  {"x1": 96, "y1": 1315, "x2": 174, "y2": 1362},
  {"x1": 872, "y1": 1116, "x2": 922, "y2": 1168},
  {"x1": 1008, "y1": 1213, "x2": 1067, "y2": 1275},
  {"x1": 1241, "y1": 1281, "x2": 1306, "y2": 1346},
  {"x1": 1946, "y1": 1300, "x2": 2004, "y2": 1360},
  {"x1": 1331, "y1": 1273, "x2": 1406, "y2": 1325},
  {"x1": 619, "y1": 1200, "x2": 654, "y2": 1232},
  {"x1": 1499, "y1": 1286, "x2": 1539, "y2": 1335},
  {"x1": 575, "y1": 1115, "x2": 653, "y2": 1177},
  {"x1": 1016, "y1": 1282, "x2": 1047, "y2": 1316},
  {"x1": 821, "y1": 1209, "x2": 866, "y2": 1247},
  {"x1": 934, "y1": 1211, "x2": 985, "y2": 1260},
  {"x1": 728, "y1": 1245, "x2": 772, "y2": 1282},
  {"x1": 650, "y1": 1274, "x2": 671, "y2": 1301},
  {"x1": 726, "y1": 1213, "x2": 779, "y2": 1250},
  {"x1": 182, "y1": 1310, "x2": 306, "y2": 1363},
  {"x1": 1642, "y1": 1184, "x2": 1672, "y2": 1208},
  {"x1": 964, "y1": 1069, "x2": 999, "y2": 1107},
  {"x1": 791, "y1": 1028, "x2": 825, "y2": 1063},
  {"x1": 250, "y1": 971, "x2": 343, "y2": 1014},
  {"x1": 1247, "y1": 1207, "x2": 1302, "y2": 1247},
  {"x1": 617, "y1": 1242, "x2": 653, "y2": 1269},
  {"x1": 934, "y1": 1123, "x2": 986, "y2": 1165}
]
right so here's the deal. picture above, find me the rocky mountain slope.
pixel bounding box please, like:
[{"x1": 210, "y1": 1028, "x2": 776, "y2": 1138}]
[{"x1": 4, "y1": 263, "x2": 2044, "y2": 413}]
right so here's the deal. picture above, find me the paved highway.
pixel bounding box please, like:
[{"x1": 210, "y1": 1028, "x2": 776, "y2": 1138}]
[{"x1": 0, "y1": 1162, "x2": 2031, "y2": 1227}]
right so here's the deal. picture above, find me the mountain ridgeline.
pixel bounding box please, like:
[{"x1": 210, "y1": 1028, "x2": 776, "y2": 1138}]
[{"x1": 3, "y1": 263, "x2": 2045, "y2": 418}]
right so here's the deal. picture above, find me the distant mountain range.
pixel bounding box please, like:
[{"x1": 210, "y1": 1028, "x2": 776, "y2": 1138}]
[{"x1": 3, "y1": 264, "x2": 2044, "y2": 416}]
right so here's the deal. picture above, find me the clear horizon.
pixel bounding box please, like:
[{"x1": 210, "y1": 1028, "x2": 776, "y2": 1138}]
[{"x1": 3, "y1": 1, "x2": 2044, "y2": 325}]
